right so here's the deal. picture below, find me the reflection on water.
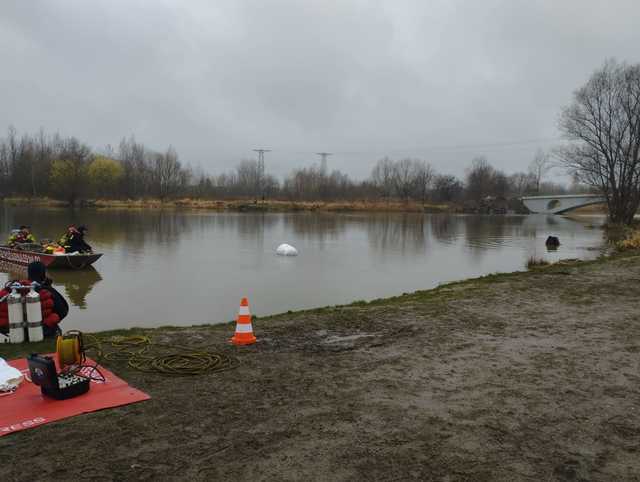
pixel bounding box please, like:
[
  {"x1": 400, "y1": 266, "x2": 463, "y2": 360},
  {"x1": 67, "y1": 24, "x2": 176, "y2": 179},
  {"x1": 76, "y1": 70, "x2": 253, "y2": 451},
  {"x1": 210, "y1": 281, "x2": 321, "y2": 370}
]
[
  {"x1": 463, "y1": 215, "x2": 516, "y2": 250},
  {"x1": 366, "y1": 214, "x2": 427, "y2": 254},
  {"x1": 49, "y1": 267, "x2": 102, "y2": 309},
  {"x1": 282, "y1": 213, "x2": 347, "y2": 246},
  {"x1": 0, "y1": 207, "x2": 606, "y2": 331},
  {"x1": 0, "y1": 206, "x2": 194, "y2": 250},
  {"x1": 0, "y1": 261, "x2": 102, "y2": 309},
  {"x1": 429, "y1": 215, "x2": 460, "y2": 244}
]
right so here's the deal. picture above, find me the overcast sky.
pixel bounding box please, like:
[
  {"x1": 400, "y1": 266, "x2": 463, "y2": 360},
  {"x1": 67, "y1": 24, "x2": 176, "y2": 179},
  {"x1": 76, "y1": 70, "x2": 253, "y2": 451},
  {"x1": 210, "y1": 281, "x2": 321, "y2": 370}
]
[{"x1": 1, "y1": 0, "x2": 639, "y2": 180}]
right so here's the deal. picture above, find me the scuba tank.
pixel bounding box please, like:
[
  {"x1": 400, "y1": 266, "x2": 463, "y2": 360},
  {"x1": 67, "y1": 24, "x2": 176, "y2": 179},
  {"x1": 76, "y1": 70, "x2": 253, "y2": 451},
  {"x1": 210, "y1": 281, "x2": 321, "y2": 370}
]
[
  {"x1": 26, "y1": 283, "x2": 44, "y2": 343},
  {"x1": 8, "y1": 285, "x2": 25, "y2": 344}
]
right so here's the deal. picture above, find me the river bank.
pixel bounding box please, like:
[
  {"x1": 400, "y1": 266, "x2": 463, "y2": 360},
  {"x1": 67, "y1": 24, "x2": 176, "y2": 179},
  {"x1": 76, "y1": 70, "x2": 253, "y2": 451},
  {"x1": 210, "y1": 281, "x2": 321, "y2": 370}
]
[
  {"x1": 2, "y1": 196, "x2": 455, "y2": 213},
  {"x1": 2, "y1": 252, "x2": 639, "y2": 480},
  {"x1": 2, "y1": 196, "x2": 608, "y2": 215}
]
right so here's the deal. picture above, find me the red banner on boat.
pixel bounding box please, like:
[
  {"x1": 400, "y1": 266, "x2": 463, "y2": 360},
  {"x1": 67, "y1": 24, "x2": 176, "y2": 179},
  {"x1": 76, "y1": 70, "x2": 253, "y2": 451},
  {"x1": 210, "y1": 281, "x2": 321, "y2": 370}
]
[{"x1": 0, "y1": 355, "x2": 150, "y2": 436}]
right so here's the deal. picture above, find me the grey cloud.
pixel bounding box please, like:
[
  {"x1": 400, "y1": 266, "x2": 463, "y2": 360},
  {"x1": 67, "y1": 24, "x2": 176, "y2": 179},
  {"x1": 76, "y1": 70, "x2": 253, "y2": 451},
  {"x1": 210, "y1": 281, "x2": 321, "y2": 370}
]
[{"x1": 1, "y1": 0, "x2": 639, "y2": 179}]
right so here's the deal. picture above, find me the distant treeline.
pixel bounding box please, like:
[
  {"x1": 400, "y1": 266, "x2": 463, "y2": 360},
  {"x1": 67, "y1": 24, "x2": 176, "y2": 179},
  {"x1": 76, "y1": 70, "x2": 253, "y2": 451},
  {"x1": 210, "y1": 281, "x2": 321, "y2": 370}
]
[{"x1": 0, "y1": 126, "x2": 591, "y2": 205}]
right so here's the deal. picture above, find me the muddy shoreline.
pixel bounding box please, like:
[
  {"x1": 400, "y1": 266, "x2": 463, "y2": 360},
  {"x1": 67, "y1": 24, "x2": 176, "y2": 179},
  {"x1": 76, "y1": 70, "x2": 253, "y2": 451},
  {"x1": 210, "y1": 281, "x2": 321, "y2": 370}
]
[{"x1": 1, "y1": 253, "x2": 639, "y2": 481}]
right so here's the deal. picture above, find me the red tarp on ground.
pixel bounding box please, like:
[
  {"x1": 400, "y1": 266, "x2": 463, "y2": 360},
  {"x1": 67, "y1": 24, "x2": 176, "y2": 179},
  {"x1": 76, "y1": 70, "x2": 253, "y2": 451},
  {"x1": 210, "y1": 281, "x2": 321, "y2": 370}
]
[{"x1": 0, "y1": 354, "x2": 150, "y2": 436}]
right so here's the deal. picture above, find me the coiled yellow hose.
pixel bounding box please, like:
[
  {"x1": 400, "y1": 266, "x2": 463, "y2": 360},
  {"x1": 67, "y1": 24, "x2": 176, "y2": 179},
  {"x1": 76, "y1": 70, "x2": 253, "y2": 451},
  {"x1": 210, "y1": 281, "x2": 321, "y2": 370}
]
[{"x1": 82, "y1": 334, "x2": 238, "y2": 376}]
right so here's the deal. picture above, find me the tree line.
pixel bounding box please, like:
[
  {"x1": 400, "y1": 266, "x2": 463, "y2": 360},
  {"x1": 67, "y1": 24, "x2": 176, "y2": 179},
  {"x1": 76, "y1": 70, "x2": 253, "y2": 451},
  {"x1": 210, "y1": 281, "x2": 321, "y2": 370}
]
[
  {"x1": 0, "y1": 129, "x2": 190, "y2": 204},
  {"x1": 0, "y1": 127, "x2": 582, "y2": 205},
  {"x1": 2, "y1": 58, "x2": 637, "y2": 222}
]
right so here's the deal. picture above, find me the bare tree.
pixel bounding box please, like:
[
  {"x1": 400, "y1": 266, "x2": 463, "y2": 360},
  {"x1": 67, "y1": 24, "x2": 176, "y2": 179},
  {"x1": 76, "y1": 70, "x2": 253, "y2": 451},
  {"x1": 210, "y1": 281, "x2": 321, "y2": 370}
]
[
  {"x1": 493, "y1": 171, "x2": 510, "y2": 198},
  {"x1": 118, "y1": 136, "x2": 149, "y2": 197},
  {"x1": 558, "y1": 59, "x2": 640, "y2": 225},
  {"x1": 392, "y1": 158, "x2": 417, "y2": 201},
  {"x1": 35, "y1": 127, "x2": 52, "y2": 196},
  {"x1": 371, "y1": 157, "x2": 395, "y2": 200},
  {"x1": 235, "y1": 159, "x2": 261, "y2": 197},
  {"x1": 0, "y1": 143, "x2": 10, "y2": 198},
  {"x1": 528, "y1": 149, "x2": 552, "y2": 194},
  {"x1": 412, "y1": 160, "x2": 435, "y2": 204},
  {"x1": 465, "y1": 156, "x2": 495, "y2": 201},
  {"x1": 49, "y1": 137, "x2": 92, "y2": 205},
  {"x1": 508, "y1": 172, "x2": 536, "y2": 197},
  {"x1": 152, "y1": 147, "x2": 182, "y2": 200},
  {"x1": 432, "y1": 174, "x2": 463, "y2": 202}
]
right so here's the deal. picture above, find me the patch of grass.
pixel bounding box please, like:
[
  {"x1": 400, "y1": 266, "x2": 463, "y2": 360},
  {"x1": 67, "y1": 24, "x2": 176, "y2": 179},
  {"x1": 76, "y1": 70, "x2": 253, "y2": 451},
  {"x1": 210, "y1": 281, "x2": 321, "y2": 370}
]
[
  {"x1": 617, "y1": 229, "x2": 640, "y2": 251},
  {"x1": 0, "y1": 337, "x2": 56, "y2": 360},
  {"x1": 604, "y1": 221, "x2": 640, "y2": 243},
  {"x1": 527, "y1": 256, "x2": 550, "y2": 269},
  {"x1": 1, "y1": 197, "x2": 69, "y2": 208}
]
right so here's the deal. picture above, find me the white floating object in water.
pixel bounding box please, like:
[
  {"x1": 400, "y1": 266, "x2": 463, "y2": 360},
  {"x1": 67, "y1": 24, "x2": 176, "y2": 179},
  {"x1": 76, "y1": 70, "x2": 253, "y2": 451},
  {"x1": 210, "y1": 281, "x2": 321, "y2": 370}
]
[{"x1": 276, "y1": 243, "x2": 298, "y2": 256}]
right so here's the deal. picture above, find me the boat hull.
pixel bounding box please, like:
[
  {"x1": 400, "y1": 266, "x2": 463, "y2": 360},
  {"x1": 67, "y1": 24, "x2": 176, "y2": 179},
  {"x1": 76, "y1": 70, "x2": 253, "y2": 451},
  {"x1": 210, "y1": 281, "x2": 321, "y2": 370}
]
[{"x1": 0, "y1": 247, "x2": 102, "y2": 269}]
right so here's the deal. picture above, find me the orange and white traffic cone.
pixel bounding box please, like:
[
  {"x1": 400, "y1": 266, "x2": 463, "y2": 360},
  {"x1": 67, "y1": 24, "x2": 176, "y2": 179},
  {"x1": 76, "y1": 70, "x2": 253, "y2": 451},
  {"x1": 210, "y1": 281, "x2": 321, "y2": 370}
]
[{"x1": 231, "y1": 297, "x2": 257, "y2": 345}]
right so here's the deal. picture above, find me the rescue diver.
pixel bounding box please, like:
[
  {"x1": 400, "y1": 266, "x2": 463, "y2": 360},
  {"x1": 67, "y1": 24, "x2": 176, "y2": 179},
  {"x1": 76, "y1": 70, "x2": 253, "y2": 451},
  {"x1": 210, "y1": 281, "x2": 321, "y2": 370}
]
[
  {"x1": 7, "y1": 225, "x2": 36, "y2": 247},
  {"x1": 0, "y1": 261, "x2": 69, "y2": 338},
  {"x1": 59, "y1": 225, "x2": 92, "y2": 253}
]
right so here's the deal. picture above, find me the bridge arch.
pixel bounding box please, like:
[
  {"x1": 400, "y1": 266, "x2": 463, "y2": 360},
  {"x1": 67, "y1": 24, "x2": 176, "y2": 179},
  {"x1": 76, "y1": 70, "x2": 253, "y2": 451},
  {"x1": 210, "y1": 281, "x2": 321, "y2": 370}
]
[
  {"x1": 521, "y1": 194, "x2": 606, "y2": 214},
  {"x1": 547, "y1": 199, "x2": 560, "y2": 210}
]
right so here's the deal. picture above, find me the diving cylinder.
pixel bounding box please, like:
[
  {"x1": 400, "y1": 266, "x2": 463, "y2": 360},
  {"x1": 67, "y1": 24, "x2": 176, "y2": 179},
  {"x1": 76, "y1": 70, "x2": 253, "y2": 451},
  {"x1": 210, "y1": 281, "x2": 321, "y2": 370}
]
[
  {"x1": 8, "y1": 287, "x2": 25, "y2": 344},
  {"x1": 26, "y1": 284, "x2": 44, "y2": 343}
]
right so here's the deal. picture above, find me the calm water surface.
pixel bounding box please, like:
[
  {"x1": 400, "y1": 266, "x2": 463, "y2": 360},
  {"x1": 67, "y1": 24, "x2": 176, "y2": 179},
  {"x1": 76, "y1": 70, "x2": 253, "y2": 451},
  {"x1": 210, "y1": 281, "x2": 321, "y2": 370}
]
[{"x1": 0, "y1": 207, "x2": 606, "y2": 331}]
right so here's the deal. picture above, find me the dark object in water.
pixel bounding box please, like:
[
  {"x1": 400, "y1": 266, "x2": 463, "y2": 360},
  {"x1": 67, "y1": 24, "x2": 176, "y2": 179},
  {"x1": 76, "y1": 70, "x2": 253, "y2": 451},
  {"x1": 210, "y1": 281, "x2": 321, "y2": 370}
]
[{"x1": 545, "y1": 236, "x2": 560, "y2": 248}]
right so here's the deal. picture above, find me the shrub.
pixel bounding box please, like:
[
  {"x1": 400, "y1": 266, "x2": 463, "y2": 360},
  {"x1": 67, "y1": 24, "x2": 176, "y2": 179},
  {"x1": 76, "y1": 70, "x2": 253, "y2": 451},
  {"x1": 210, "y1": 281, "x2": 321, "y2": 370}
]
[
  {"x1": 618, "y1": 230, "x2": 640, "y2": 250},
  {"x1": 527, "y1": 257, "x2": 550, "y2": 269}
]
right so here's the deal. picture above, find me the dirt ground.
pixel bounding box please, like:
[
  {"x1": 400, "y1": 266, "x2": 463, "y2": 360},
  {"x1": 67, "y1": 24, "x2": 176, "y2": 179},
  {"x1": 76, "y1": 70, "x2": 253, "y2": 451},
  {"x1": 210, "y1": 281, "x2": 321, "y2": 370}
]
[{"x1": 2, "y1": 254, "x2": 639, "y2": 481}]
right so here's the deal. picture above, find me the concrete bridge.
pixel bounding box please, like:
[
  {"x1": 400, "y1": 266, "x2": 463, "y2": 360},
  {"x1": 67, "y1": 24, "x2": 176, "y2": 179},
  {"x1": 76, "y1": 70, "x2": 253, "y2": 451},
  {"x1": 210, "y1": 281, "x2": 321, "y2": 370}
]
[{"x1": 521, "y1": 194, "x2": 606, "y2": 214}]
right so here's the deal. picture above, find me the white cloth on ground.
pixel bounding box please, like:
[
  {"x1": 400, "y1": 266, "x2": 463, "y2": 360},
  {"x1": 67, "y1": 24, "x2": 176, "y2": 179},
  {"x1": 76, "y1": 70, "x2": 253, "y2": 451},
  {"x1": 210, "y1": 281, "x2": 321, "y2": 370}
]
[{"x1": 0, "y1": 357, "x2": 23, "y2": 392}]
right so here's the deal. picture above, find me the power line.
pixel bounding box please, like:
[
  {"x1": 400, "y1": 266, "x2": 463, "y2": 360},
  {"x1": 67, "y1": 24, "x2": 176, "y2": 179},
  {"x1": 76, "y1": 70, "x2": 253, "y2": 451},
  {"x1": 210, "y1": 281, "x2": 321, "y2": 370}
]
[
  {"x1": 252, "y1": 148, "x2": 271, "y2": 199},
  {"x1": 267, "y1": 137, "x2": 563, "y2": 157},
  {"x1": 331, "y1": 137, "x2": 563, "y2": 156},
  {"x1": 315, "y1": 152, "x2": 332, "y2": 174}
]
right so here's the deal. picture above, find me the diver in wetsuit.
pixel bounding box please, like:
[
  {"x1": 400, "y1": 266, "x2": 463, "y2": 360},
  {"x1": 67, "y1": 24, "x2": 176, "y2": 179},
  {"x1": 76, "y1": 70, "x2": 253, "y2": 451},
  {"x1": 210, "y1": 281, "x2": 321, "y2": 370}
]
[
  {"x1": 60, "y1": 225, "x2": 92, "y2": 253},
  {"x1": 27, "y1": 261, "x2": 69, "y2": 337},
  {"x1": 7, "y1": 225, "x2": 36, "y2": 247}
]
